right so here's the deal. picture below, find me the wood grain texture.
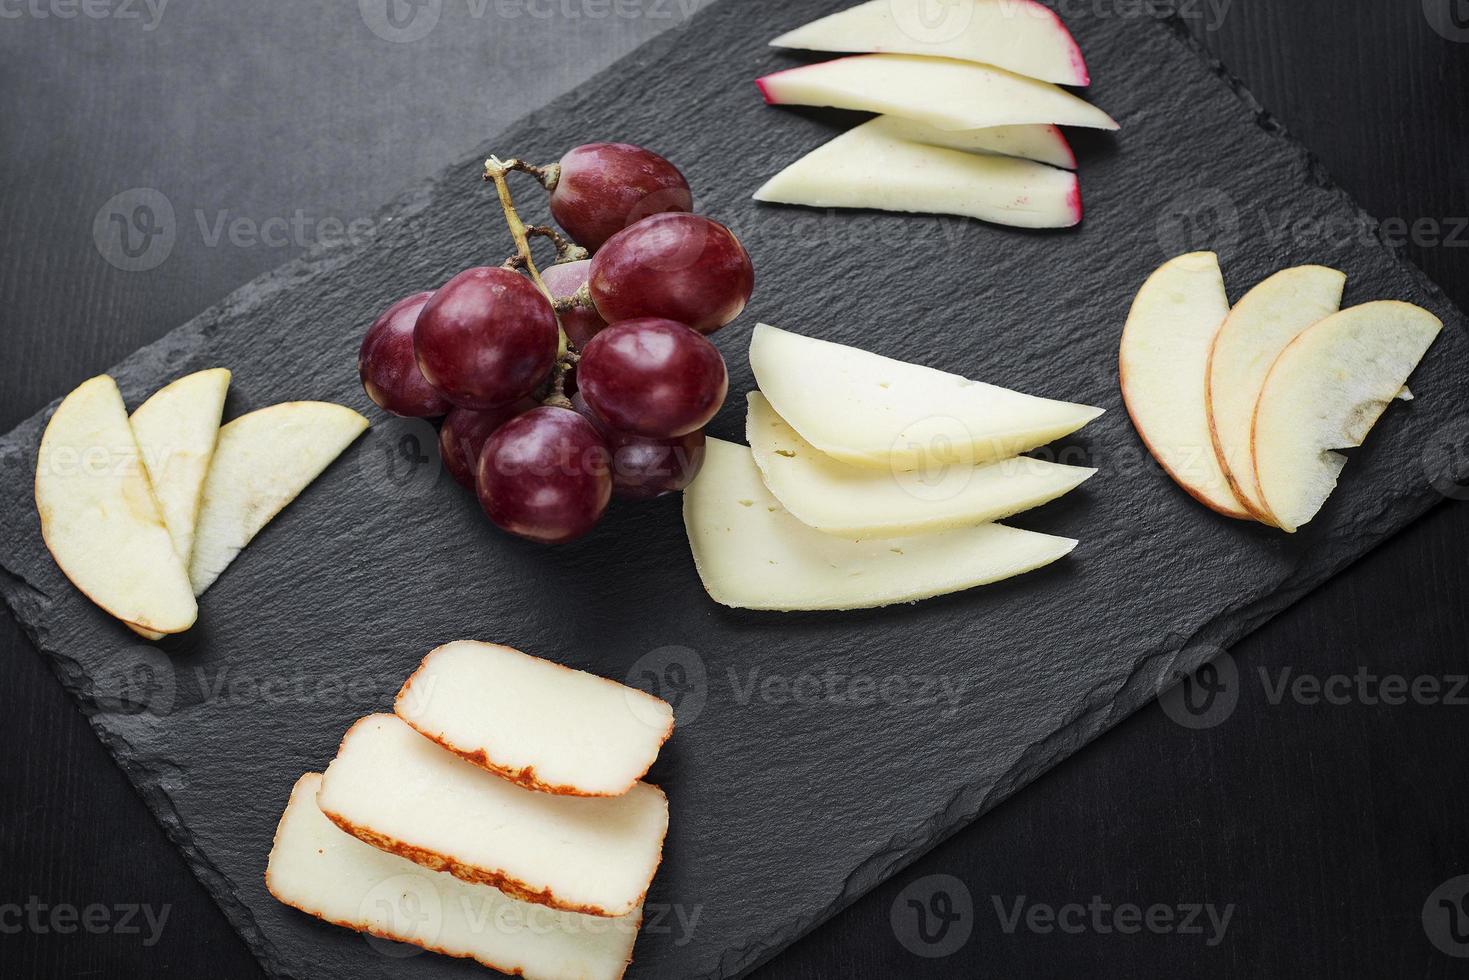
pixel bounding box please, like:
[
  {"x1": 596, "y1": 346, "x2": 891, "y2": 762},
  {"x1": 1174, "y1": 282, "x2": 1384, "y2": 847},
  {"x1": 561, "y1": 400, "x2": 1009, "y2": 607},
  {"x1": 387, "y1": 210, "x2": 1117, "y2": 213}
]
[{"x1": 1, "y1": 3, "x2": 1466, "y2": 980}]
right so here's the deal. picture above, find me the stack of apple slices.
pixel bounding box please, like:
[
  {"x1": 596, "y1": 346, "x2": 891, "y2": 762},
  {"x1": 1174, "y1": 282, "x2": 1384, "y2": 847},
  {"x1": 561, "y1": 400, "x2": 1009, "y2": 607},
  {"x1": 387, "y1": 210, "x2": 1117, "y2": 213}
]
[
  {"x1": 1120, "y1": 252, "x2": 1443, "y2": 531},
  {"x1": 753, "y1": 0, "x2": 1116, "y2": 229},
  {"x1": 34, "y1": 370, "x2": 367, "y2": 638},
  {"x1": 267, "y1": 641, "x2": 675, "y2": 980},
  {"x1": 683, "y1": 324, "x2": 1102, "y2": 611}
]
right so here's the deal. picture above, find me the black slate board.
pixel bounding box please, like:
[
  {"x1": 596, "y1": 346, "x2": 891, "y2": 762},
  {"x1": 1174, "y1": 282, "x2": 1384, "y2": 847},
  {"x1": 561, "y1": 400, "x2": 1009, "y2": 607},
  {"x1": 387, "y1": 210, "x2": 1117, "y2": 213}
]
[{"x1": 2, "y1": 1, "x2": 1467, "y2": 977}]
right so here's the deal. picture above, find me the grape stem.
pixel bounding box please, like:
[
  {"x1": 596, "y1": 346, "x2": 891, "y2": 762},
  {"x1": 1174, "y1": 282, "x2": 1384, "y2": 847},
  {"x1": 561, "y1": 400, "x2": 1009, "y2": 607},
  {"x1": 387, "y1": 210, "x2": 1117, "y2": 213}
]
[{"x1": 484, "y1": 155, "x2": 579, "y2": 407}]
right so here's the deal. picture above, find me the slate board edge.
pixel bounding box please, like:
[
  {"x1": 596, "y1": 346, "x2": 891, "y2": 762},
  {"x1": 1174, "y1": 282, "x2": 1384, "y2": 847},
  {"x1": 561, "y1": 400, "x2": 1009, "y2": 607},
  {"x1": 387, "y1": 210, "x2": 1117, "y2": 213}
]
[{"x1": 0, "y1": 7, "x2": 1463, "y2": 980}]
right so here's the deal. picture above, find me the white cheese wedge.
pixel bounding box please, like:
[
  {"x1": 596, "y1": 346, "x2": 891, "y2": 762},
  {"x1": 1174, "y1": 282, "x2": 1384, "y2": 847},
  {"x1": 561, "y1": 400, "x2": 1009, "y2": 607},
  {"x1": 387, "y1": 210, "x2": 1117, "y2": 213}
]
[
  {"x1": 683, "y1": 438, "x2": 1077, "y2": 611},
  {"x1": 34, "y1": 376, "x2": 197, "y2": 634},
  {"x1": 1205, "y1": 265, "x2": 1345, "y2": 521},
  {"x1": 769, "y1": 0, "x2": 1090, "y2": 86},
  {"x1": 317, "y1": 714, "x2": 668, "y2": 918},
  {"x1": 267, "y1": 774, "x2": 639, "y2": 980},
  {"x1": 395, "y1": 641, "x2": 675, "y2": 797},
  {"x1": 753, "y1": 121, "x2": 1081, "y2": 229},
  {"x1": 1118, "y1": 252, "x2": 1249, "y2": 519},
  {"x1": 188, "y1": 401, "x2": 368, "y2": 595},
  {"x1": 861, "y1": 115, "x2": 1076, "y2": 169},
  {"x1": 1251, "y1": 301, "x2": 1441, "y2": 532},
  {"x1": 756, "y1": 54, "x2": 1118, "y2": 132},
  {"x1": 746, "y1": 392, "x2": 1095, "y2": 537},
  {"x1": 129, "y1": 368, "x2": 231, "y2": 566},
  {"x1": 749, "y1": 323, "x2": 1104, "y2": 471}
]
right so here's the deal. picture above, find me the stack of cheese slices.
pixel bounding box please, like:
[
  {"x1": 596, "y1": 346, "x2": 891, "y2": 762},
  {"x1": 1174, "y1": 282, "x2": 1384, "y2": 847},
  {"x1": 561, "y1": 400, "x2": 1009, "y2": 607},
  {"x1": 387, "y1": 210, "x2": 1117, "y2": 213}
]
[
  {"x1": 753, "y1": 0, "x2": 1117, "y2": 228},
  {"x1": 682, "y1": 324, "x2": 1104, "y2": 611},
  {"x1": 266, "y1": 641, "x2": 676, "y2": 980},
  {"x1": 34, "y1": 369, "x2": 367, "y2": 639}
]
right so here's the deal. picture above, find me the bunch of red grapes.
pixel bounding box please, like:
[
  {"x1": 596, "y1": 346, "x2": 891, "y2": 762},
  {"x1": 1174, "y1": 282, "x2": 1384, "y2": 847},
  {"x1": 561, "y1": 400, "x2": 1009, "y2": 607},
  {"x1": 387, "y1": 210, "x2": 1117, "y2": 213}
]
[{"x1": 358, "y1": 142, "x2": 754, "y2": 544}]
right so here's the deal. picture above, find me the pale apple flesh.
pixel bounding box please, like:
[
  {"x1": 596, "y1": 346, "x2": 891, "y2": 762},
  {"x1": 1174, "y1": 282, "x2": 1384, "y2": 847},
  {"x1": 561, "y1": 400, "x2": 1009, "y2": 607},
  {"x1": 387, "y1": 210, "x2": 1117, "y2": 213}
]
[
  {"x1": 1251, "y1": 301, "x2": 1442, "y2": 532},
  {"x1": 862, "y1": 115, "x2": 1076, "y2": 169},
  {"x1": 189, "y1": 401, "x2": 368, "y2": 595},
  {"x1": 129, "y1": 368, "x2": 231, "y2": 566},
  {"x1": 753, "y1": 119, "x2": 1081, "y2": 228},
  {"x1": 34, "y1": 376, "x2": 198, "y2": 634},
  {"x1": 746, "y1": 392, "x2": 1095, "y2": 537},
  {"x1": 750, "y1": 323, "x2": 1104, "y2": 471},
  {"x1": 769, "y1": 0, "x2": 1090, "y2": 86},
  {"x1": 684, "y1": 438, "x2": 1078, "y2": 611},
  {"x1": 1119, "y1": 252, "x2": 1252, "y2": 519},
  {"x1": 756, "y1": 54, "x2": 1118, "y2": 132},
  {"x1": 1205, "y1": 266, "x2": 1344, "y2": 522}
]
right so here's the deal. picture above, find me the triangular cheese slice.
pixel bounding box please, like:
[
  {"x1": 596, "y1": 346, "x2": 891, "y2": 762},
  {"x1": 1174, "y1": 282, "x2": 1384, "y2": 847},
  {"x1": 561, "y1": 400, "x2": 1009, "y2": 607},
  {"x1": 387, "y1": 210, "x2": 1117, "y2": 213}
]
[
  {"x1": 769, "y1": 0, "x2": 1090, "y2": 86},
  {"x1": 683, "y1": 438, "x2": 1077, "y2": 611},
  {"x1": 747, "y1": 392, "x2": 1094, "y2": 537},
  {"x1": 749, "y1": 323, "x2": 1103, "y2": 470}
]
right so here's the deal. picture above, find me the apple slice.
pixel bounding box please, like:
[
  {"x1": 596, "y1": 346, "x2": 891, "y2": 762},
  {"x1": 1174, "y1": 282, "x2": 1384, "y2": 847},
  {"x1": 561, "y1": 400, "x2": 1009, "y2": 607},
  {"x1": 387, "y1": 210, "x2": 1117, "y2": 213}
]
[
  {"x1": 770, "y1": 0, "x2": 1089, "y2": 85},
  {"x1": 317, "y1": 714, "x2": 668, "y2": 918},
  {"x1": 1251, "y1": 301, "x2": 1441, "y2": 532},
  {"x1": 1119, "y1": 252, "x2": 1251, "y2": 519},
  {"x1": 129, "y1": 368, "x2": 231, "y2": 565},
  {"x1": 749, "y1": 323, "x2": 1103, "y2": 471},
  {"x1": 862, "y1": 115, "x2": 1076, "y2": 169},
  {"x1": 267, "y1": 774, "x2": 641, "y2": 980},
  {"x1": 189, "y1": 401, "x2": 368, "y2": 595},
  {"x1": 395, "y1": 641, "x2": 675, "y2": 797},
  {"x1": 753, "y1": 120, "x2": 1081, "y2": 228},
  {"x1": 34, "y1": 376, "x2": 197, "y2": 634},
  {"x1": 756, "y1": 55, "x2": 1118, "y2": 132},
  {"x1": 746, "y1": 392, "x2": 1095, "y2": 537},
  {"x1": 684, "y1": 438, "x2": 1077, "y2": 611},
  {"x1": 1205, "y1": 266, "x2": 1345, "y2": 521}
]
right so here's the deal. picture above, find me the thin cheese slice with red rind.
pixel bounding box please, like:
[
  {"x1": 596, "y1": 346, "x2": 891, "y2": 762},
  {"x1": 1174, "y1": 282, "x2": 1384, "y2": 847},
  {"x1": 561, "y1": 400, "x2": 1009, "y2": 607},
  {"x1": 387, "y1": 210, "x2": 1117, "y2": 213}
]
[
  {"x1": 317, "y1": 714, "x2": 668, "y2": 918},
  {"x1": 395, "y1": 641, "x2": 674, "y2": 797},
  {"x1": 267, "y1": 773, "x2": 640, "y2": 980}
]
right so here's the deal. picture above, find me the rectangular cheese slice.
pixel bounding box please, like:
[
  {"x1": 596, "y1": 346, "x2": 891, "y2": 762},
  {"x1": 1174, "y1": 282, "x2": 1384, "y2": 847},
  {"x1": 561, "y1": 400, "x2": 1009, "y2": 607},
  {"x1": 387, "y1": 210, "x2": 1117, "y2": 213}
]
[
  {"x1": 317, "y1": 714, "x2": 668, "y2": 918},
  {"x1": 683, "y1": 438, "x2": 1077, "y2": 611},
  {"x1": 395, "y1": 641, "x2": 674, "y2": 797},
  {"x1": 267, "y1": 774, "x2": 639, "y2": 980}
]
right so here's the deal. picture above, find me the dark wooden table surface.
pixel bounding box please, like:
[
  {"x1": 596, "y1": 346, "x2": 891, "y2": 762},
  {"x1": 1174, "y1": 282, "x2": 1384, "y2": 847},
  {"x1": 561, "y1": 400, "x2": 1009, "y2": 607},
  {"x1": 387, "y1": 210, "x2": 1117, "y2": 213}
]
[{"x1": 2, "y1": 2, "x2": 1466, "y2": 977}]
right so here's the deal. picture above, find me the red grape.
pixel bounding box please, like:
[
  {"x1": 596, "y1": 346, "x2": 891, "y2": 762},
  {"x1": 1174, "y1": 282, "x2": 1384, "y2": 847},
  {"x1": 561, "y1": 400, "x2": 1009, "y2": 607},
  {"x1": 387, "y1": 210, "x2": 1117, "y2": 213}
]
[
  {"x1": 577, "y1": 318, "x2": 727, "y2": 438},
  {"x1": 477, "y1": 406, "x2": 611, "y2": 543},
  {"x1": 438, "y1": 400, "x2": 534, "y2": 489},
  {"x1": 541, "y1": 259, "x2": 606, "y2": 350},
  {"x1": 571, "y1": 393, "x2": 705, "y2": 500},
  {"x1": 549, "y1": 143, "x2": 692, "y2": 251},
  {"x1": 358, "y1": 292, "x2": 452, "y2": 418},
  {"x1": 414, "y1": 267, "x2": 558, "y2": 410},
  {"x1": 588, "y1": 213, "x2": 753, "y2": 335}
]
